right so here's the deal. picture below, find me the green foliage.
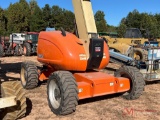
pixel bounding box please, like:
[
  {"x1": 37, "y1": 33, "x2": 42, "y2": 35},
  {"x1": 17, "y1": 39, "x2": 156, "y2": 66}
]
[
  {"x1": 29, "y1": 0, "x2": 44, "y2": 31},
  {"x1": 7, "y1": 0, "x2": 30, "y2": 33},
  {"x1": 50, "y1": 5, "x2": 64, "y2": 29},
  {"x1": 1, "y1": 1, "x2": 160, "y2": 38},
  {"x1": 61, "y1": 9, "x2": 75, "y2": 32},
  {"x1": 95, "y1": 10, "x2": 107, "y2": 32},
  {"x1": 117, "y1": 23, "x2": 127, "y2": 37},
  {"x1": 118, "y1": 9, "x2": 160, "y2": 38},
  {"x1": 0, "y1": 7, "x2": 7, "y2": 35},
  {"x1": 42, "y1": 4, "x2": 51, "y2": 28},
  {"x1": 1, "y1": 0, "x2": 75, "y2": 34},
  {"x1": 49, "y1": 6, "x2": 75, "y2": 32},
  {"x1": 107, "y1": 24, "x2": 117, "y2": 33}
]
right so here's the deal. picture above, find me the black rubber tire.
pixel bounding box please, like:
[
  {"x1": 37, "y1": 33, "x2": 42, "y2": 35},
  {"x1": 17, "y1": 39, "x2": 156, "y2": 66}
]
[
  {"x1": 133, "y1": 48, "x2": 148, "y2": 62},
  {"x1": 20, "y1": 61, "x2": 38, "y2": 89},
  {"x1": 14, "y1": 45, "x2": 22, "y2": 56},
  {"x1": 114, "y1": 66, "x2": 145, "y2": 100},
  {"x1": 0, "y1": 81, "x2": 26, "y2": 120},
  {"x1": 0, "y1": 44, "x2": 4, "y2": 57},
  {"x1": 127, "y1": 47, "x2": 134, "y2": 58},
  {"x1": 47, "y1": 71, "x2": 78, "y2": 115},
  {"x1": 23, "y1": 43, "x2": 31, "y2": 56}
]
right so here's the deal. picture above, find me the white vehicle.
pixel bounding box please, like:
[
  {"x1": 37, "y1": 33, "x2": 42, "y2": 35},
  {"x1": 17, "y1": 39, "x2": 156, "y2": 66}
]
[
  {"x1": 9, "y1": 33, "x2": 26, "y2": 44},
  {"x1": 9, "y1": 32, "x2": 39, "y2": 56}
]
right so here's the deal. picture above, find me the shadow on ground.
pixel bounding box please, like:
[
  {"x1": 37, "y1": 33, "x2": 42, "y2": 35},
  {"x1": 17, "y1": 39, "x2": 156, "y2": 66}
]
[{"x1": 0, "y1": 62, "x2": 22, "y2": 81}]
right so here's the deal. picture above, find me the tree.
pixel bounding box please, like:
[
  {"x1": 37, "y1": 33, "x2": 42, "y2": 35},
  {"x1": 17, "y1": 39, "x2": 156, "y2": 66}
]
[
  {"x1": 154, "y1": 14, "x2": 160, "y2": 38},
  {"x1": 49, "y1": 6, "x2": 75, "y2": 31},
  {"x1": 29, "y1": 0, "x2": 44, "y2": 31},
  {"x1": 118, "y1": 9, "x2": 160, "y2": 38},
  {"x1": 60, "y1": 9, "x2": 75, "y2": 32},
  {"x1": 7, "y1": 0, "x2": 30, "y2": 33},
  {"x1": 42, "y1": 4, "x2": 51, "y2": 28},
  {"x1": 94, "y1": 10, "x2": 107, "y2": 32},
  {"x1": 140, "y1": 13, "x2": 158, "y2": 38},
  {"x1": 0, "y1": 7, "x2": 7, "y2": 35},
  {"x1": 107, "y1": 24, "x2": 117, "y2": 32},
  {"x1": 117, "y1": 23, "x2": 127, "y2": 37},
  {"x1": 18, "y1": 0, "x2": 30, "y2": 31},
  {"x1": 50, "y1": 5, "x2": 64, "y2": 29},
  {"x1": 125, "y1": 10, "x2": 141, "y2": 28}
]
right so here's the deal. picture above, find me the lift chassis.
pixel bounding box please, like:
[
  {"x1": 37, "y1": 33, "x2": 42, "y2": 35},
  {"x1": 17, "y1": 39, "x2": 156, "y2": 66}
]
[{"x1": 20, "y1": 0, "x2": 145, "y2": 115}]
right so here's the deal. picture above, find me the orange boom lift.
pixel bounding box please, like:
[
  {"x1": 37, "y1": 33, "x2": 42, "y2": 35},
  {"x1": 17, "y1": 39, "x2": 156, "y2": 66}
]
[{"x1": 20, "y1": 0, "x2": 145, "y2": 115}]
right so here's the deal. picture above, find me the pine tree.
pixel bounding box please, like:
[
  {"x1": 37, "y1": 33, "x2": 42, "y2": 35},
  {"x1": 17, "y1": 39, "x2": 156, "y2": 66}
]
[{"x1": 94, "y1": 10, "x2": 107, "y2": 32}]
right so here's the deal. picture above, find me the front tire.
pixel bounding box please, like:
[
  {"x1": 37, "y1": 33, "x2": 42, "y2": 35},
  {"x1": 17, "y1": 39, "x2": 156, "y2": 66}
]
[
  {"x1": 14, "y1": 45, "x2": 22, "y2": 56},
  {"x1": 0, "y1": 81, "x2": 26, "y2": 120},
  {"x1": 23, "y1": 43, "x2": 31, "y2": 56},
  {"x1": 114, "y1": 66, "x2": 145, "y2": 100},
  {"x1": 47, "y1": 71, "x2": 78, "y2": 115},
  {"x1": 20, "y1": 61, "x2": 39, "y2": 89},
  {"x1": 0, "y1": 44, "x2": 4, "y2": 57},
  {"x1": 133, "y1": 48, "x2": 148, "y2": 62}
]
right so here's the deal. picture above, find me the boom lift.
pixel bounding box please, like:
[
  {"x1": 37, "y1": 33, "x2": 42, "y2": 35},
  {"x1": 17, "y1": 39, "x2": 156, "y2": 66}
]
[{"x1": 20, "y1": 0, "x2": 145, "y2": 115}]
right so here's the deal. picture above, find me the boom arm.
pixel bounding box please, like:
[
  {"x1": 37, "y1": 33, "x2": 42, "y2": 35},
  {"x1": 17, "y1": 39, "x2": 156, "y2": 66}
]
[{"x1": 72, "y1": 0, "x2": 98, "y2": 58}]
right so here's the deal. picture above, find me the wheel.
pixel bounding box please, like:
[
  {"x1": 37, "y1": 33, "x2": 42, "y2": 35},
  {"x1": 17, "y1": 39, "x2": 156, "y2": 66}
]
[
  {"x1": 47, "y1": 71, "x2": 78, "y2": 115},
  {"x1": 133, "y1": 48, "x2": 148, "y2": 62},
  {"x1": 0, "y1": 44, "x2": 4, "y2": 57},
  {"x1": 0, "y1": 81, "x2": 26, "y2": 120},
  {"x1": 23, "y1": 43, "x2": 31, "y2": 56},
  {"x1": 114, "y1": 66, "x2": 145, "y2": 100},
  {"x1": 20, "y1": 61, "x2": 39, "y2": 89},
  {"x1": 14, "y1": 45, "x2": 22, "y2": 56},
  {"x1": 127, "y1": 47, "x2": 134, "y2": 58}
]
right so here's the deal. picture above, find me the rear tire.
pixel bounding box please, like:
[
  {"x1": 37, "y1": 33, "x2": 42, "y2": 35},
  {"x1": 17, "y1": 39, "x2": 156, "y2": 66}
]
[
  {"x1": 133, "y1": 48, "x2": 148, "y2": 62},
  {"x1": 0, "y1": 81, "x2": 26, "y2": 120},
  {"x1": 127, "y1": 47, "x2": 134, "y2": 58},
  {"x1": 23, "y1": 43, "x2": 31, "y2": 56},
  {"x1": 14, "y1": 45, "x2": 22, "y2": 56},
  {"x1": 0, "y1": 44, "x2": 4, "y2": 57},
  {"x1": 20, "y1": 61, "x2": 38, "y2": 89},
  {"x1": 114, "y1": 66, "x2": 145, "y2": 100},
  {"x1": 47, "y1": 71, "x2": 78, "y2": 115}
]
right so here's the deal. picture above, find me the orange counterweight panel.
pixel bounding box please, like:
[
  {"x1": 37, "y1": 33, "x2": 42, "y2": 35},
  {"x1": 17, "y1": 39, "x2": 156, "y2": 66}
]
[
  {"x1": 37, "y1": 31, "x2": 110, "y2": 71},
  {"x1": 37, "y1": 31, "x2": 88, "y2": 71},
  {"x1": 74, "y1": 72, "x2": 130, "y2": 100}
]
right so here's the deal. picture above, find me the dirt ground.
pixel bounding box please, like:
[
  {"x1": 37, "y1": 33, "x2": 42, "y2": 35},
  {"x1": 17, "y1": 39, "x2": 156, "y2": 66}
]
[{"x1": 0, "y1": 56, "x2": 160, "y2": 120}]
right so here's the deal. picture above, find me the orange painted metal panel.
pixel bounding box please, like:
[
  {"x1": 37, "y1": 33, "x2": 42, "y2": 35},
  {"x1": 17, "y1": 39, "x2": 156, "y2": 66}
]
[
  {"x1": 74, "y1": 72, "x2": 130, "y2": 100},
  {"x1": 77, "y1": 81, "x2": 92, "y2": 99},
  {"x1": 38, "y1": 66, "x2": 55, "y2": 81},
  {"x1": 37, "y1": 31, "x2": 88, "y2": 71},
  {"x1": 37, "y1": 31, "x2": 110, "y2": 71},
  {"x1": 116, "y1": 77, "x2": 130, "y2": 92}
]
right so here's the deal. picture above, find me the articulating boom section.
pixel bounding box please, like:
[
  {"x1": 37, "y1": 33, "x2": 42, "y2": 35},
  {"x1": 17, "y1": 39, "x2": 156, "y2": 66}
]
[{"x1": 72, "y1": 0, "x2": 98, "y2": 58}]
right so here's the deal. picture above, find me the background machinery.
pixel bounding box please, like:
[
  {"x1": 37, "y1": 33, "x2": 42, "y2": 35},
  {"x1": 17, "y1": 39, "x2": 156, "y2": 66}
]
[
  {"x1": 0, "y1": 34, "x2": 19, "y2": 57},
  {"x1": 0, "y1": 32, "x2": 39, "y2": 57},
  {"x1": 22, "y1": 32, "x2": 39, "y2": 56},
  {"x1": 99, "y1": 28, "x2": 158, "y2": 62},
  {"x1": 20, "y1": 0, "x2": 145, "y2": 115},
  {"x1": 0, "y1": 60, "x2": 26, "y2": 120},
  {"x1": 0, "y1": 81, "x2": 26, "y2": 120},
  {"x1": 110, "y1": 41, "x2": 160, "y2": 82},
  {"x1": 10, "y1": 32, "x2": 39, "y2": 56}
]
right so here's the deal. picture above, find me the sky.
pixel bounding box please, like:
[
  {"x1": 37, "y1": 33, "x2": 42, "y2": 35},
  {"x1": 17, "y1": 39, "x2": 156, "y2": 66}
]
[{"x1": 0, "y1": 0, "x2": 160, "y2": 26}]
